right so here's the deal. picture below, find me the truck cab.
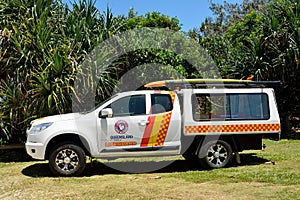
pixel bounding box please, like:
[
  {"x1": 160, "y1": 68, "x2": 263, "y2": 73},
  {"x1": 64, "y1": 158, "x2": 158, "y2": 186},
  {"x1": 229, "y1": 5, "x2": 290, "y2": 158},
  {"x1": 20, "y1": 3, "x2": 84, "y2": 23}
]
[{"x1": 97, "y1": 90, "x2": 182, "y2": 156}]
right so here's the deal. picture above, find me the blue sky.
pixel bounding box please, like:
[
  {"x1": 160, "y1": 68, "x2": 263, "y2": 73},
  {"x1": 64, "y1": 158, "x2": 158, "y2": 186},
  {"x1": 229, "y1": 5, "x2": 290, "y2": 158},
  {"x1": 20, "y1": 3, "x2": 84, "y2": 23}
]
[{"x1": 63, "y1": 0, "x2": 243, "y2": 31}]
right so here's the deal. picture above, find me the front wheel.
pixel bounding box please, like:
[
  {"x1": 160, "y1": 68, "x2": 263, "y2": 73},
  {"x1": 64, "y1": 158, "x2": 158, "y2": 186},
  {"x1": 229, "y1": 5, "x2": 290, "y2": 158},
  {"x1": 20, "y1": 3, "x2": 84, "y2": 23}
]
[
  {"x1": 49, "y1": 143, "x2": 86, "y2": 176},
  {"x1": 198, "y1": 140, "x2": 233, "y2": 169}
]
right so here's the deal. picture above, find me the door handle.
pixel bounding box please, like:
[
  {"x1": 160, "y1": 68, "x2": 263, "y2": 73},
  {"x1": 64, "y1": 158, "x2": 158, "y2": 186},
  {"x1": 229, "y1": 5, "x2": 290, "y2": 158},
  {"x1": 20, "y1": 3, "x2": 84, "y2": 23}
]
[{"x1": 139, "y1": 120, "x2": 150, "y2": 126}]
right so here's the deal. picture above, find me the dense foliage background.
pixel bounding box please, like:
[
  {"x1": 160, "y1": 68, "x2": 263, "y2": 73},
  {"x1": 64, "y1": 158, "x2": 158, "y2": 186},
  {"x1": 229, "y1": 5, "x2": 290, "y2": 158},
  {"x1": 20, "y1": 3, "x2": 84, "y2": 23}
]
[{"x1": 0, "y1": 0, "x2": 299, "y2": 144}]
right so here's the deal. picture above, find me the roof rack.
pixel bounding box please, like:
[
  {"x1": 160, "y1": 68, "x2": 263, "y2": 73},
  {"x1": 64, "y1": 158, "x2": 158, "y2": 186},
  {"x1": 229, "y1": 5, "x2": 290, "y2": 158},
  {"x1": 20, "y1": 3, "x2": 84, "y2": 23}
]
[{"x1": 144, "y1": 79, "x2": 281, "y2": 89}]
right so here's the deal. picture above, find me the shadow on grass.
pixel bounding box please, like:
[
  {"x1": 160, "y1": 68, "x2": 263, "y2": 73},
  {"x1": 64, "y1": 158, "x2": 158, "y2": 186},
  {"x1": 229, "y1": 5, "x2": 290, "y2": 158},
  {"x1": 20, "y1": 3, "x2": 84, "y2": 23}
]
[
  {"x1": 239, "y1": 153, "x2": 269, "y2": 166},
  {"x1": 289, "y1": 132, "x2": 300, "y2": 140},
  {"x1": 21, "y1": 153, "x2": 269, "y2": 178},
  {"x1": 0, "y1": 149, "x2": 33, "y2": 163}
]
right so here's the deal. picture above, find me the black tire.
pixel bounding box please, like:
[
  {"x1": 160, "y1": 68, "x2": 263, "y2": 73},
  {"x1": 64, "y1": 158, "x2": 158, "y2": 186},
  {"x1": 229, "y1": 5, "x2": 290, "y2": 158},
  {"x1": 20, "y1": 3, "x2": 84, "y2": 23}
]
[
  {"x1": 198, "y1": 140, "x2": 233, "y2": 169},
  {"x1": 49, "y1": 143, "x2": 86, "y2": 176}
]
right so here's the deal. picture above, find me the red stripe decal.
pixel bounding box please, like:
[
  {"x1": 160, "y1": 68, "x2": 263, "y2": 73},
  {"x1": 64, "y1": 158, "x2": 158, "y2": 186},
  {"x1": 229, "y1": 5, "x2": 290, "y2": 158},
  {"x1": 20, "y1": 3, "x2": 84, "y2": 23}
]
[{"x1": 140, "y1": 116, "x2": 155, "y2": 146}]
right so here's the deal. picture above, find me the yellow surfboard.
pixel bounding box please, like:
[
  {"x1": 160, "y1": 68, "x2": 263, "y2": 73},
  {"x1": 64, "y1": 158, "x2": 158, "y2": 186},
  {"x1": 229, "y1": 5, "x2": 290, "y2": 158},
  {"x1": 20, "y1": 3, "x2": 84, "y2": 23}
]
[{"x1": 144, "y1": 79, "x2": 280, "y2": 88}]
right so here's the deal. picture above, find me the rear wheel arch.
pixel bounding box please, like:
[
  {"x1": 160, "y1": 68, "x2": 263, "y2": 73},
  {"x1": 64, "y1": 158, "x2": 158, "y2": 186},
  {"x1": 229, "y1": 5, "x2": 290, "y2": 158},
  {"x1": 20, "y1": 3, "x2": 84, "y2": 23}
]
[
  {"x1": 183, "y1": 135, "x2": 239, "y2": 158},
  {"x1": 194, "y1": 135, "x2": 240, "y2": 154},
  {"x1": 198, "y1": 139, "x2": 233, "y2": 169},
  {"x1": 183, "y1": 135, "x2": 238, "y2": 168}
]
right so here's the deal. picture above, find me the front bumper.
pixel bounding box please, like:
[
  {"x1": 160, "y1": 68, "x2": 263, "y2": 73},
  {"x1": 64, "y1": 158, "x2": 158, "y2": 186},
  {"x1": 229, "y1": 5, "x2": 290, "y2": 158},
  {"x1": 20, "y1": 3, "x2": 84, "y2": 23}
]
[{"x1": 25, "y1": 142, "x2": 46, "y2": 160}]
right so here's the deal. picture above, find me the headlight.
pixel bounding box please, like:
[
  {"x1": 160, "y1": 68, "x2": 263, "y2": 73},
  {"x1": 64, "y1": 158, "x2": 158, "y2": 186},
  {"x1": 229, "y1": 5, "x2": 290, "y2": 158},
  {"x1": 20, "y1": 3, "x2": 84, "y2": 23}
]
[{"x1": 29, "y1": 122, "x2": 53, "y2": 134}]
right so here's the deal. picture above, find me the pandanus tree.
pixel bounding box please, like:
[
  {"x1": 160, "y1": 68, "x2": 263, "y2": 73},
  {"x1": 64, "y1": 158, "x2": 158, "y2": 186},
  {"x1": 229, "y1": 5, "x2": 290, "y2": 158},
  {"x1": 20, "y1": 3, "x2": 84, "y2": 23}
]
[{"x1": 0, "y1": 0, "x2": 124, "y2": 143}]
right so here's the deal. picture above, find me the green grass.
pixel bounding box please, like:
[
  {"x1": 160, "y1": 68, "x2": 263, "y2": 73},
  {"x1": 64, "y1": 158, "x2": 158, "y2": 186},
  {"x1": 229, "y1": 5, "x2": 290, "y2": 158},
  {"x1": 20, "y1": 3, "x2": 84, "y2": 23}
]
[
  {"x1": 0, "y1": 139, "x2": 299, "y2": 200},
  {"x1": 167, "y1": 139, "x2": 300, "y2": 185}
]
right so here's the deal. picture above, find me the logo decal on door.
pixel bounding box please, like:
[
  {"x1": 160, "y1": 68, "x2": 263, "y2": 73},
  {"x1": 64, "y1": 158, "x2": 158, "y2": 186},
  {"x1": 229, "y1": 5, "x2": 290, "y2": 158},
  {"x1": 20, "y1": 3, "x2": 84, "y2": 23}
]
[{"x1": 114, "y1": 120, "x2": 128, "y2": 134}]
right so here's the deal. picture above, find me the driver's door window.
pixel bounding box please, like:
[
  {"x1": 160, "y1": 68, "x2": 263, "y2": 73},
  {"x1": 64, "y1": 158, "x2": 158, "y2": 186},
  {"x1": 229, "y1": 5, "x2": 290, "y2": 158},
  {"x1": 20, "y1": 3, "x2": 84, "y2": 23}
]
[{"x1": 108, "y1": 95, "x2": 146, "y2": 116}]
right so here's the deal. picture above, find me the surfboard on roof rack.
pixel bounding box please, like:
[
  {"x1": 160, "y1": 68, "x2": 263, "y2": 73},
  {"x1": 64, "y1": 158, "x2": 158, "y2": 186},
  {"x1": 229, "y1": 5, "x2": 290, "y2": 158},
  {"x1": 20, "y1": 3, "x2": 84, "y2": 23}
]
[{"x1": 144, "y1": 79, "x2": 281, "y2": 88}]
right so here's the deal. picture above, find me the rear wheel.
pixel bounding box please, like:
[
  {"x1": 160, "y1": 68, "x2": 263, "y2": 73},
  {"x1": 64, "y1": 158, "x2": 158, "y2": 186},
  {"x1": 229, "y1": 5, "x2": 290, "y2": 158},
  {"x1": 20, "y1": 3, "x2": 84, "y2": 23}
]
[
  {"x1": 49, "y1": 143, "x2": 86, "y2": 176},
  {"x1": 198, "y1": 140, "x2": 233, "y2": 169}
]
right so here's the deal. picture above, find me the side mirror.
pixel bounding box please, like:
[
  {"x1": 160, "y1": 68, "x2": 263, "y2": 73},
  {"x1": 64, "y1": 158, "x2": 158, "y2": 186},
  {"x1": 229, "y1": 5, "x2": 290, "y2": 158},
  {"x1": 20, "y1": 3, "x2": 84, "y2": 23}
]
[{"x1": 99, "y1": 108, "x2": 113, "y2": 118}]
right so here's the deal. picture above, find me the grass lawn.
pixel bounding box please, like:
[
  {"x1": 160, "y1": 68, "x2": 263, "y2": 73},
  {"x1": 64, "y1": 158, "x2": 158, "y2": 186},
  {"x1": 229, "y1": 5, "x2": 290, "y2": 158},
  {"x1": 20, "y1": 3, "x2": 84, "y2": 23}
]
[{"x1": 0, "y1": 139, "x2": 299, "y2": 200}]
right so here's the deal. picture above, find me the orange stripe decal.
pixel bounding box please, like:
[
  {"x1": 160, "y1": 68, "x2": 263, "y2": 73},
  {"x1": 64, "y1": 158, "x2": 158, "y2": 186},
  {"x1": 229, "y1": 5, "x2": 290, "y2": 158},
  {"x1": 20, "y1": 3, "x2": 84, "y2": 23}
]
[{"x1": 105, "y1": 141, "x2": 137, "y2": 147}]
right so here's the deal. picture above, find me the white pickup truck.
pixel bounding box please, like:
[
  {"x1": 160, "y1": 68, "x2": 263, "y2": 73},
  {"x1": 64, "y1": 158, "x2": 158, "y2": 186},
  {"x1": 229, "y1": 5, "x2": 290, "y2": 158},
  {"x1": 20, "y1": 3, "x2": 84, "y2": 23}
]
[{"x1": 26, "y1": 80, "x2": 281, "y2": 176}]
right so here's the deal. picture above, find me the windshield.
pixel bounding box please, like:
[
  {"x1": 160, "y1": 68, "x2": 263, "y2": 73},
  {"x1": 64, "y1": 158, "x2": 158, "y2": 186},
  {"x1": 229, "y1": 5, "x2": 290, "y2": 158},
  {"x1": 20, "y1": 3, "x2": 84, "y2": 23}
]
[{"x1": 82, "y1": 94, "x2": 118, "y2": 114}]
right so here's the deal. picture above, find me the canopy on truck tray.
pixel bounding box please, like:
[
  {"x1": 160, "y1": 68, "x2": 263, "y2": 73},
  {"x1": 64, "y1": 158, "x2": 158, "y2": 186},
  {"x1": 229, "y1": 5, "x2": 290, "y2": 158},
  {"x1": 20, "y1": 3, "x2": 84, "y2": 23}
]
[{"x1": 144, "y1": 79, "x2": 281, "y2": 89}]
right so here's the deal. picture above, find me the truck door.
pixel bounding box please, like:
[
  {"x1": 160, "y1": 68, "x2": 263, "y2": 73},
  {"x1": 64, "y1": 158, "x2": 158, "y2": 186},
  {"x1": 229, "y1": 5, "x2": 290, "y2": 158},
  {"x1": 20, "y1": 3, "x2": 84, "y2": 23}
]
[
  {"x1": 100, "y1": 94, "x2": 149, "y2": 151},
  {"x1": 140, "y1": 92, "x2": 181, "y2": 151}
]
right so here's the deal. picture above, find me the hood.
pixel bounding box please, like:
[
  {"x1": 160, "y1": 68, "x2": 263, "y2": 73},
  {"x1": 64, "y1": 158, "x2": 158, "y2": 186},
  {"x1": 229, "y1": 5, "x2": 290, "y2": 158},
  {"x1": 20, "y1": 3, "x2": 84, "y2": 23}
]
[{"x1": 31, "y1": 113, "x2": 82, "y2": 125}]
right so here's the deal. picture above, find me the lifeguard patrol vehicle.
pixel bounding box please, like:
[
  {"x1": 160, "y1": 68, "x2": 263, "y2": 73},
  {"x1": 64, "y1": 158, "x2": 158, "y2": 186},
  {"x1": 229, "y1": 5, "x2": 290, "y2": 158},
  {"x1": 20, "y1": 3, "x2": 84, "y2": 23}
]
[{"x1": 26, "y1": 79, "x2": 281, "y2": 176}]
